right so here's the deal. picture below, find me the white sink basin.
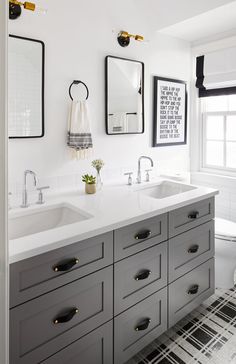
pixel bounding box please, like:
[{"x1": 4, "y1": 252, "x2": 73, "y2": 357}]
[
  {"x1": 138, "y1": 181, "x2": 196, "y2": 199},
  {"x1": 9, "y1": 203, "x2": 92, "y2": 240}
]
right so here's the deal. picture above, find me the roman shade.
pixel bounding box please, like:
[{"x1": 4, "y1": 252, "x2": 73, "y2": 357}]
[{"x1": 196, "y1": 46, "x2": 236, "y2": 97}]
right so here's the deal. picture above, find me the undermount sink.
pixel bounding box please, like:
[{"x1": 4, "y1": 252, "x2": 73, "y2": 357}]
[
  {"x1": 138, "y1": 181, "x2": 196, "y2": 199},
  {"x1": 9, "y1": 203, "x2": 92, "y2": 240}
]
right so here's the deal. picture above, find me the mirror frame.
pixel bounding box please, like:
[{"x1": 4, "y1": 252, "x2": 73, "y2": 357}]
[
  {"x1": 9, "y1": 34, "x2": 45, "y2": 139},
  {"x1": 105, "y1": 55, "x2": 145, "y2": 135}
]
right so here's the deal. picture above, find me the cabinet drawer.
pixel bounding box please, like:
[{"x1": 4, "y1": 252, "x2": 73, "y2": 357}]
[
  {"x1": 169, "y1": 198, "x2": 214, "y2": 238},
  {"x1": 169, "y1": 221, "x2": 215, "y2": 283},
  {"x1": 114, "y1": 242, "x2": 167, "y2": 315},
  {"x1": 42, "y1": 321, "x2": 113, "y2": 364},
  {"x1": 10, "y1": 231, "x2": 113, "y2": 308},
  {"x1": 10, "y1": 266, "x2": 113, "y2": 364},
  {"x1": 114, "y1": 288, "x2": 167, "y2": 364},
  {"x1": 168, "y1": 258, "x2": 215, "y2": 328},
  {"x1": 114, "y1": 214, "x2": 167, "y2": 261}
]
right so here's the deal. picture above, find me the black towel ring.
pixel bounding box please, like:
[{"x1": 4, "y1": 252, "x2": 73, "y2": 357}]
[{"x1": 69, "y1": 80, "x2": 89, "y2": 101}]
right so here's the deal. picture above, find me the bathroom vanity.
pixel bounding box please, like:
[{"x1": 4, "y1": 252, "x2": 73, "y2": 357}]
[{"x1": 9, "y1": 181, "x2": 217, "y2": 364}]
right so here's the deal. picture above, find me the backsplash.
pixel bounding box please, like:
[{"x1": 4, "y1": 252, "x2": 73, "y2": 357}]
[{"x1": 191, "y1": 172, "x2": 236, "y2": 222}]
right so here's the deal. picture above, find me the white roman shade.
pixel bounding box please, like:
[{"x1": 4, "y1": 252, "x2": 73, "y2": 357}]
[{"x1": 196, "y1": 46, "x2": 236, "y2": 97}]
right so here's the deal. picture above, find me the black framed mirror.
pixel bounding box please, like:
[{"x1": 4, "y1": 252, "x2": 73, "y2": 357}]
[
  {"x1": 105, "y1": 56, "x2": 144, "y2": 135},
  {"x1": 8, "y1": 35, "x2": 45, "y2": 138}
]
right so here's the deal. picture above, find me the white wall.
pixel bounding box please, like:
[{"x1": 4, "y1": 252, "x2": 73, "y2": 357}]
[
  {"x1": 0, "y1": 0, "x2": 8, "y2": 362},
  {"x1": 8, "y1": 0, "x2": 191, "y2": 195}
]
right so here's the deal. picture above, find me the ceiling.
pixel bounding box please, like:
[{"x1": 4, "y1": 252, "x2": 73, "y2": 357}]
[
  {"x1": 157, "y1": 1, "x2": 236, "y2": 44},
  {"x1": 105, "y1": 0, "x2": 236, "y2": 44}
]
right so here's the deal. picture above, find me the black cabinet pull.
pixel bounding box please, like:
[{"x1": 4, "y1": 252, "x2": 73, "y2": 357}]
[
  {"x1": 188, "y1": 211, "x2": 200, "y2": 219},
  {"x1": 187, "y1": 284, "x2": 199, "y2": 295},
  {"x1": 53, "y1": 258, "x2": 79, "y2": 272},
  {"x1": 135, "y1": 318, "x2": 151, "y2": 331},
  {"x1": 135, "y1": 230, "x2": 151, "y2": 240},
  {"x1": 134, "y1": 270, "x2": 151, "y2": 281},
  {"x1": 188, "y1": 245, "x2": 199, "y2": 254},
  {"x1": 53, "y1": 308, "x2": 79, "y2": 324}
]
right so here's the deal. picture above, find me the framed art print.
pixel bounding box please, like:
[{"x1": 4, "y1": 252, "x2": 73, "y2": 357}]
[{"x1": 153, "y1": 76, "x2": 187, "y2": 147}]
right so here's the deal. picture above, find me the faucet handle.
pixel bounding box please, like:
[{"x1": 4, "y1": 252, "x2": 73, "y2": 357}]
[
  {"x1": 145, "y1": 169, "x2": 152, "y2": 182},
  {"x1": 124, "y1": 172, "x2": 133, "y2": 186},
  {"x1": 36, "y1": 186, "x2": 50, "y2": 204}
]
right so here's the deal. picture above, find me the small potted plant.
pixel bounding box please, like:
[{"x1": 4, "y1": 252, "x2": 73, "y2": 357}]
[
  {"x1": 82, "y1": 174, "x2": 96, "y2": 194},
  {"x1": 92, "y1": 159, "x2": 105, "y2": 190}
]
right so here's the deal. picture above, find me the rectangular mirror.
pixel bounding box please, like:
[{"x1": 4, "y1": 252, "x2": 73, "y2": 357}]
[
  {"x1": 8, "y1": 35, "x2": 45, "y2": 138},
  {"x1": 105, "y1": 56, "x2": 144, "y2": 135}
]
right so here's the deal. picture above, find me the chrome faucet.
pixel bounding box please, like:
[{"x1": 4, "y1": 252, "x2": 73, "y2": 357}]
[
  {"x1": 21, "y1": 170, "x2": 37, "y2": 208},
  {"x1": 137, "y1": 156, "x2": 154, "y2": 183}
]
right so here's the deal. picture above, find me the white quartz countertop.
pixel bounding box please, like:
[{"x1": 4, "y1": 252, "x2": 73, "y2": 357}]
[{"x1": 9, "y1": 178, "x2": 218, "y2": 264}]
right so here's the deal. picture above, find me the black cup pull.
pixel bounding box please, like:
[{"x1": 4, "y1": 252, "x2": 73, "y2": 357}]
[
  {"x1": 135, "y1": 230, "x2": 151, "y2": 240},
  {"x1": 53, "y1": 258, "x2": 79, "y2": 272},
  {"x1": 53, "y1": 308, "x2": 79, "y2": 324},
  {"x1": 188, "y1": 211, "x2": 200, "y2": 219},
  {"x1": 134, "y1": 270, "x2": 152, "y2": 281},
  {"x1": 135, "y1": 318, "x2": 151, "y2": 332},
  {"x1": 188, "y1": 245, "x2": 199, "y2": 254},
  {"x1": 188, "y1": 284, "x2": 199, "y2": 295}
]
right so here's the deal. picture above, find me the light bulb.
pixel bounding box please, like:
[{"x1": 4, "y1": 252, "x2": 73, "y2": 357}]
[{"x1": 34, "y1": 5, "x2": 47, "y2": 14}]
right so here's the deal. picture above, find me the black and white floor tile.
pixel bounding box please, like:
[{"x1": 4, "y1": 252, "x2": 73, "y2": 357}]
[{"x1": 128, "y1": 286, "x2": 236, "y2": 364}]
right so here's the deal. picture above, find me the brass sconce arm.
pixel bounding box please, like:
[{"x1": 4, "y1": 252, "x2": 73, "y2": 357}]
[{"x1": 117, "y1": 31, "x2": 144, "y2": 47}]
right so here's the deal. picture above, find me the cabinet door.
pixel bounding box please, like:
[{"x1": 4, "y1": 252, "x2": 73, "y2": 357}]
[
  {"x1": 42, "y1": 321, "x2": 113, "y2": 364},
  {"x1": 114, "y1": 214, "x2": 167, "y2": 261},
  {"x1": 168, "y1": 258, "x2": 215, "y2": 328},
  {"x1": 10, "y1": 267, "x2": 113, "y2": 364},
  {"x1": 114, "y1": 288, "x2": 167, "y2": 364},
  {"x1": 169, "y1": 198, "x2": 214, "y2": 238},
  {"x1": 10, "y1": 232, "x2": 113, "y2": 307},
  {"x1": 169, "y1": 221, "x2": 215, "y2": 282},
  {"x1": 114, "y1": 242, "x2": 167, "y2": 315}
]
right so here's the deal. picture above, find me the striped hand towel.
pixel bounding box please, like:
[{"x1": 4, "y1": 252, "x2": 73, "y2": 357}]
[{"x1": 67, "y1": 100, "x2": 93, "y2": 159}]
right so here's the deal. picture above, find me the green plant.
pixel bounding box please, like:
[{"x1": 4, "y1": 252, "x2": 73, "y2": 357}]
[
  {"x1": 92, "y1": 159, "x2": 105, "y2": 172},
  {"x1": 82, "y1": 174, "x2": 96, "y2": 185}
]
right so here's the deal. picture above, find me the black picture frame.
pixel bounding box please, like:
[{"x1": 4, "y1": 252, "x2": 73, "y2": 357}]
[
  {"x1": 105, "y1": 55, "x2": 145, "y2": 135},
  {"x1": 9, "y1": 34, "x2": 45, "y2": 139},
  {"x1": 153, "y1": 76, "x2": 187, "y2": 147}
]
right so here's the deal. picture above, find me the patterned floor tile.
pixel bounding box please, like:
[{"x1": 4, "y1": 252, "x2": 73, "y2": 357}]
[{"x1": 127, "y1": 286, "x2": 236, "y2": 364}]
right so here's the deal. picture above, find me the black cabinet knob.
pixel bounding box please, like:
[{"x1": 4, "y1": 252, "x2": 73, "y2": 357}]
[
  {"x1": 188, "y1": 245, "x2": 199, "y2": 254},
  {"x1": 135, "y1": 318, "x2": 151, "y2": 332},
  {"x1": 188, "y1": 211, "x2": 200, "y2": 219},
  {"x1": 187, "y1": 284, "x2": 199, "y2": 295},
  {"x1": 53, "y1": 308, "x2": 79, "y2": 324},
  {"x1": 134, "y1": 230, "x2": 151, "y2": 240},
  {"x1": 53, "y1": 258, "x2": 79, "y2": 272},
  {"x1": 134, "y1": 270, "x2": 151, "y2": 281}
]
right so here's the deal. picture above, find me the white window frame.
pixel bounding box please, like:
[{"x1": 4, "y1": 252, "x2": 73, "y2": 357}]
[{"x1": 201, "y1": 106, "x2": 236, "y2": 175}]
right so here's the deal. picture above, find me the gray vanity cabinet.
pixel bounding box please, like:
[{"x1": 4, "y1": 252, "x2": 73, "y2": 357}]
[
  {"x1": 168, "y1": 258, "x2": 215, "y2": 327},
  {"x1": 10, "y1": 267, "x2": 113, "y2": 364},
  {"x1": 168, "y1": 220, "x2": 215, "y2": 282},
  {"x1": 114, "y1": 213, "x2": 167, "y2": 261},
  {"x1": 114, "y1": 288, "x2": 167, "y2": 364},
  {"x1": 114, "y1": 242, "x2": 167, "y2": 315},
  {"x1": 169, "y1": 197, "x2": 214, "y2": 237},
  {"x1": 42, "y1": 321, "x2": 113, "y2": 364},
  {"x1": 10, "y1": 231, "x2": 113, "y2": 308},
  {"x1": 10, "y1": 197, "x2": 215, "y2": 364}
]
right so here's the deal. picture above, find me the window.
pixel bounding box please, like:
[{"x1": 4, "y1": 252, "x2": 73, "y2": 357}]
[{"x1": 201, "y1": 95, "x2": 236, "y2": 172}]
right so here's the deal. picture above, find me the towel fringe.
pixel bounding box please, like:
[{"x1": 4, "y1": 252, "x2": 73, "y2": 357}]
[{"x1": 69, "y1": 148, "x2": 94, "y2": 160}]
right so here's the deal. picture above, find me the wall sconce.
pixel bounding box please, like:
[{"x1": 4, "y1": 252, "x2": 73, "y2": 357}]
[
  {"x1": 117, "y1": 31, "x2": 144, "y2": 47},
  {"x1": 9, "y1": 0, "x2": 47, "y2": 19}
]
